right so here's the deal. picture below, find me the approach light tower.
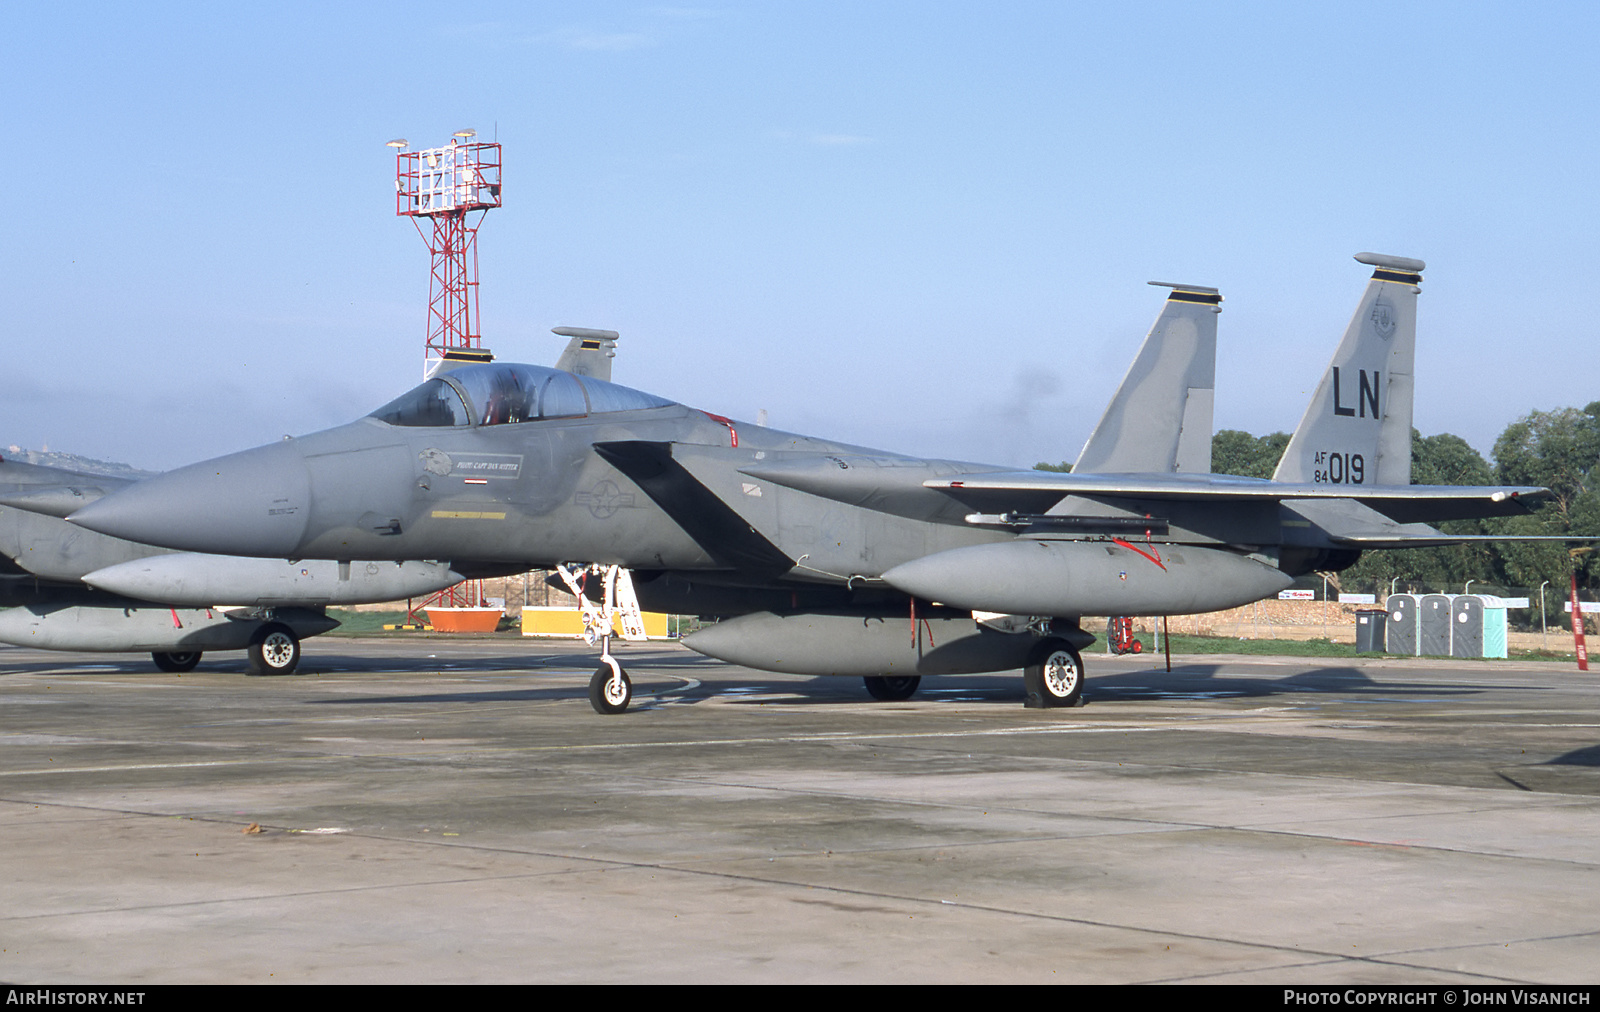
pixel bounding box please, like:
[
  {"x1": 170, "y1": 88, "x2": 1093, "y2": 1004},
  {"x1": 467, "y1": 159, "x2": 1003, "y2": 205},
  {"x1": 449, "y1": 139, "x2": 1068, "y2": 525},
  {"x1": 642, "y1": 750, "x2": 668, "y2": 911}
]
[{"x1": 390, "y1": 131, "x2": 503, "y2": 376}]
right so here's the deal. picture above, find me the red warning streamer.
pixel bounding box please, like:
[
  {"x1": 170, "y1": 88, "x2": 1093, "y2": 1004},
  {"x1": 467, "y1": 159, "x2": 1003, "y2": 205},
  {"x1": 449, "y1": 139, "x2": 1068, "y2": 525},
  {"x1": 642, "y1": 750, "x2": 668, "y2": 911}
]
[
  {"x1": 701, "y1": 411, "x2": 740, "y2": 448},
  {"x1": 1111, "y1": 537, "x2": 1167, "y2": 571}
]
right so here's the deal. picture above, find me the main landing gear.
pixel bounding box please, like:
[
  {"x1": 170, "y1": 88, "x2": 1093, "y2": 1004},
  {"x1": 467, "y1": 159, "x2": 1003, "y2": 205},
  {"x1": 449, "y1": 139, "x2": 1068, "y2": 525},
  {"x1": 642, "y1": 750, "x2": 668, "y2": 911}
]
[
  {"x1": 246, "y1": 623, "x2": 301, "y2": 676},
  {"x1": 152, "y1": 651, "x2": 201, "y2": 673},
  {"x1": 1022, "y1": 638, "x2": 1084, "y2": 708},
  {"x1": 863, "y1": 675, "x2": 920, "y2": 701}
]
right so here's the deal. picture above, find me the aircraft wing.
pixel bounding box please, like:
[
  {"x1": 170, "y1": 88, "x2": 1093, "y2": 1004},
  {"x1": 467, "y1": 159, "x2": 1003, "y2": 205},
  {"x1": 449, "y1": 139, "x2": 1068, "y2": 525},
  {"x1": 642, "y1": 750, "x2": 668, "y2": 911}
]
[
  {"x1": 926, "y1": 471, "x2": 1552, "y2": 523},
  {"x1": 1326, "y1": 532, "x2": 1597, "y2": 549},
  {"x1": 0, "y1": 457, "x2": 137, "y2": 519},
  {"x1": 0, "y1": 484, "x2": 115, "y2": 519}
]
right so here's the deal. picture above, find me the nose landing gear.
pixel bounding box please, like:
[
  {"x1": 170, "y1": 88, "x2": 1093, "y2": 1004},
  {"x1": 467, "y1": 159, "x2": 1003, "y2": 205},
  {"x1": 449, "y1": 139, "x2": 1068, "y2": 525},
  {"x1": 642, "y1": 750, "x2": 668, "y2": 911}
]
[
  {"x1": 559, "y1": 563, "x2": 649, "y2": 715},
  {"x1": 589, "y1": 655, "x2": 633, "y2": 714}
]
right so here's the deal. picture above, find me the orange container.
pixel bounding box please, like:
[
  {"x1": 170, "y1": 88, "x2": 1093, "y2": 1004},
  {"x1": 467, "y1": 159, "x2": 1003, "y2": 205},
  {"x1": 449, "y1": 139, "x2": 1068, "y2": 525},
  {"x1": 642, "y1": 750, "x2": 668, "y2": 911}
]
[{"x1": 424, "y1": 607, "x2": 503, "y2": 633}]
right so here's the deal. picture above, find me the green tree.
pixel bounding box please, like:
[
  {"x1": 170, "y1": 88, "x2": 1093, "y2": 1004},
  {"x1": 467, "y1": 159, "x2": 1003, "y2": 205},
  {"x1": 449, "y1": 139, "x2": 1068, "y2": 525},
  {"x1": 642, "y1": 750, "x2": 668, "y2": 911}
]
[
  {"x1": 1493, "y1": 404, "x2": 1600, "y2": 522},
  {"x1": 1032, "y1": 461, "x2": 1072, "y2": 473},
  {"x1": 1412, "y1": 432, "x2": 1494, "y2": 486},
  {"x1": 1490, "y1": 404, "x2": 1600, "y2": 594},
  {"x1": 1211, "y1": 429, "x2": 1290, "y2": 479}
]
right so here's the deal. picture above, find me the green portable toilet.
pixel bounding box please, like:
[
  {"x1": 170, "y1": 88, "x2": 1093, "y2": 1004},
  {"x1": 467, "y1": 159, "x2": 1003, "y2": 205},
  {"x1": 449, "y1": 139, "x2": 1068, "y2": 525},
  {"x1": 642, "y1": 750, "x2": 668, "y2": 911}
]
[{"x1": 1477, "y1": 595, "x2": 1509, "y2": 659}]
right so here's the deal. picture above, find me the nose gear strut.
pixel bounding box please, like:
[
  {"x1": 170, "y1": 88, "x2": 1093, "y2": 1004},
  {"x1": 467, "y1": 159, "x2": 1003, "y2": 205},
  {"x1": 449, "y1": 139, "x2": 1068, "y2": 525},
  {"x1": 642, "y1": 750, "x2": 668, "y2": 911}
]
[{"x1": 557, "y1": 563, "x2": 649, "y2": 714}]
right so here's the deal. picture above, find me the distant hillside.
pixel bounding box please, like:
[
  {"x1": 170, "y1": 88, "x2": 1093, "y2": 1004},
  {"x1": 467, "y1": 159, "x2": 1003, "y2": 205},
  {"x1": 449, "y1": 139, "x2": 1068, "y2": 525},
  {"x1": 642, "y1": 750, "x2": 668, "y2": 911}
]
[{"x1": 2, "y1": 446, "x2": 158, "y2": 480}]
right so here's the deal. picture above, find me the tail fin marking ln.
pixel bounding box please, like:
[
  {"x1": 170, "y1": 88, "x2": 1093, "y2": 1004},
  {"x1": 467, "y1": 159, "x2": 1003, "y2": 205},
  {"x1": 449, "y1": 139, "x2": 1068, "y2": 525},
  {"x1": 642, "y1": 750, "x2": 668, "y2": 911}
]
[{"x1": 1272, "y1": 253, "x2": 1424, "y2": 486}]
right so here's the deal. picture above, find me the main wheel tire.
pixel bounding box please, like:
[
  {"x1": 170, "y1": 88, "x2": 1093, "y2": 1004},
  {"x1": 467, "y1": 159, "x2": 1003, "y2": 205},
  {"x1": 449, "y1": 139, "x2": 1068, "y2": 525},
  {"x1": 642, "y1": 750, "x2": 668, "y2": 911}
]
[
  {"x1": 1023, "y1": 639, "x2": 1085, "y2": 709},
  {"x1": 152, "y1": 651, "x2": 201, "y2": 673},
  {"x1": 863, "y1": 674, "x2": 921, "y2": 701},
  {"x1": 246, "y1": 625, "x2": 301, "y2": 676},
  {"x1": 589, "y1": 664, "x2": 632, "y2": 714}
]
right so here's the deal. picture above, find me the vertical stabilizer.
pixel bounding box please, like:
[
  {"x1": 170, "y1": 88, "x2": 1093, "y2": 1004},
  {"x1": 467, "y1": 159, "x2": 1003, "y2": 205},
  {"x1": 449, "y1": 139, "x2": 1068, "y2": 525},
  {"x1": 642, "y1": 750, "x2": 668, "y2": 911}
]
[
  {"x1": 1272, "y1": 253, "x2": 1422, "y2": 485},
  {"x1": 1073, "y1": 283, "x2": 1220, "y2": 474},
  {"x1": 553, "y1": 327, "x2": 619, "y2": 382}
]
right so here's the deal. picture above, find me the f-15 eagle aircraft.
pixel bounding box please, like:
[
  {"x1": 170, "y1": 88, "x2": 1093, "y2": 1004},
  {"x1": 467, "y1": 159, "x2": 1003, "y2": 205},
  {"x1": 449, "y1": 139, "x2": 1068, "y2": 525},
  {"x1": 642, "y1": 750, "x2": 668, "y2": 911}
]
[{"x1": 63, "y1": 253, "x2": 1550, "y2": 712}]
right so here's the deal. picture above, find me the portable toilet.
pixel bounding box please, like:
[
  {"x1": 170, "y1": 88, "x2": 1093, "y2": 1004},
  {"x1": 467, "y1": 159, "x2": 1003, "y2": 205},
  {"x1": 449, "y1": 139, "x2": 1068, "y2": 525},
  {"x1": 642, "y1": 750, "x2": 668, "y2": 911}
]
[
  {"x1": 1419, "y1": 594, "x2": 1453, "y2": 656},
  {"x1": 1477, "y1": 595, "x2": 1509, "y2": 659},
  {"x1": 1450, "y1": 596, "x2": 1483, "y2": 658},
  {"x1": 1387, "y1": 594, "x2": 1419, "y2": 655}
]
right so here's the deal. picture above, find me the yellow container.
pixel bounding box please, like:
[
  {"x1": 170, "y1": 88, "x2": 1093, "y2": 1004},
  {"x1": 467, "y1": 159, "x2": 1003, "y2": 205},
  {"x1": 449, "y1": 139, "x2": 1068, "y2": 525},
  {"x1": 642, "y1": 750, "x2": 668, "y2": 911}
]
[{"x1": 518, "y1": 607, "x2": 672, "y2": 639}]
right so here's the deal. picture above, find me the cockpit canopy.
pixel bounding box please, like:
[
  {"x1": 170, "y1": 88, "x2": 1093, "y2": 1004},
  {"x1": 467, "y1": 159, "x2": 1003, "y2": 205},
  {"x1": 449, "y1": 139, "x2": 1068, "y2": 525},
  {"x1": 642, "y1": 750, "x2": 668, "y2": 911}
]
[{"x1": 369, "y1": 363, "x2": 674, "y2": 428}]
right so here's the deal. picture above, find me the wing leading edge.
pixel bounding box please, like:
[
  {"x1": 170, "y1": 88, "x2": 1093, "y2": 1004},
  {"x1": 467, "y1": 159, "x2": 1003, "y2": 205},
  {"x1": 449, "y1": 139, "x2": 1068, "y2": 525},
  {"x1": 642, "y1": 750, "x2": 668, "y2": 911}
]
[{"x1": 926, "y1": 471, "x2": 1550, "y2": 524}]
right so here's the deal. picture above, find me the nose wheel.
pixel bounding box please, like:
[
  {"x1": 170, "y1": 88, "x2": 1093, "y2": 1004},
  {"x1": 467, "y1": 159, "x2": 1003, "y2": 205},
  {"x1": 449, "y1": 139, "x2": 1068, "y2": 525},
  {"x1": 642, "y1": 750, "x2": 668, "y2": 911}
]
[{"x1": 589, "y1": 657, "x2": 632, "y2": 714}]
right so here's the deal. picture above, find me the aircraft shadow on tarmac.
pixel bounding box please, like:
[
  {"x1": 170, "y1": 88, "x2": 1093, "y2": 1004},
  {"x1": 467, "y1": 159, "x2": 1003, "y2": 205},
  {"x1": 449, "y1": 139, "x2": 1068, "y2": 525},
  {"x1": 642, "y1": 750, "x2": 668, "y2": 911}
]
[
  {"x1": 314, "y1": 684, "x2": 599, "y2": 704},
  {"x1": 683, "y1": 663, "x2": 1491, "y2": 709},
  {"x1": 1079, "y1": 663, "x2": 1487, "y2": 702},
  {"x1": 3, "y1": 649, "x2": 1500, "y2": 710},
  {"x1": 1545, "y1": 744, "x2": 1600, "y2": 767},
  {"x1": 306, "y1": 660, "x2": 1495, "y2": 710}
]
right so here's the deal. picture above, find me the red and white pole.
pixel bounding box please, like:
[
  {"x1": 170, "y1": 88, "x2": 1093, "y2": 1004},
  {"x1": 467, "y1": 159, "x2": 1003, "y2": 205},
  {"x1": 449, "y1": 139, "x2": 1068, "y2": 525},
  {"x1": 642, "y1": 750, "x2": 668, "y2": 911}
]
[{"x1": 1570, "y1": 572, "x2": 1589, "y2": 672}]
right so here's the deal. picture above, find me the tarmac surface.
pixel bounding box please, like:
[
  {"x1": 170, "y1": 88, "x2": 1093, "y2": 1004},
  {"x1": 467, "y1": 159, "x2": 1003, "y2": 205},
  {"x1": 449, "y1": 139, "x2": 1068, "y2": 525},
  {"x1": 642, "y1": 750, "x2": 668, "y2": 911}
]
[{"x1": 2, "y1": 636, "x2": 1598, "y2": 984}]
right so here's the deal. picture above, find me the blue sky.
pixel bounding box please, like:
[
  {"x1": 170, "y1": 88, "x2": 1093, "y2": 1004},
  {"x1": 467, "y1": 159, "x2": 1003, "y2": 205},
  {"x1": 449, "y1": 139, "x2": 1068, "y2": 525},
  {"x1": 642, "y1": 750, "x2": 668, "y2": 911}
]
[{"x1": 3, "y1": 2, "x2": 1595, "y2": 471}]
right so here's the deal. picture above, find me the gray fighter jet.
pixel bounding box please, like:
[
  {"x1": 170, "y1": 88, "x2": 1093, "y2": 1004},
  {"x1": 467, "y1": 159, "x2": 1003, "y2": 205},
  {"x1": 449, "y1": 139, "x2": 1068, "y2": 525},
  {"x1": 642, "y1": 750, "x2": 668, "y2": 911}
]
[
  {"x1": 0, "y1": 456, "x2": 462, "y2": 672},
  {"x1": 62, "y1": 254, "x2": 1551, "y2": 710}
]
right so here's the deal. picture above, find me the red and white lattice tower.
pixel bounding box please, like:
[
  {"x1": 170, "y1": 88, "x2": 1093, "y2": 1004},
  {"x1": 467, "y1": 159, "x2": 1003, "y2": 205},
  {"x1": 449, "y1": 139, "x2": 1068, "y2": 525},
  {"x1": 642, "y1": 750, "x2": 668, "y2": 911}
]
[{"x1": 392, "y1": 131, "x2": 502, "y2": 375}]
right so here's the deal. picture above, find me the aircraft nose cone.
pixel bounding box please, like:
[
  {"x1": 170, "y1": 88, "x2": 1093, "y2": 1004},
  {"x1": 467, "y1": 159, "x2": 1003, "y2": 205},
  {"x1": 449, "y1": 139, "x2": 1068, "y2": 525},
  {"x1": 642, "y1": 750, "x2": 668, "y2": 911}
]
[{"x1": 68, "y1": 442, "x2": 312, "y2": 557}]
